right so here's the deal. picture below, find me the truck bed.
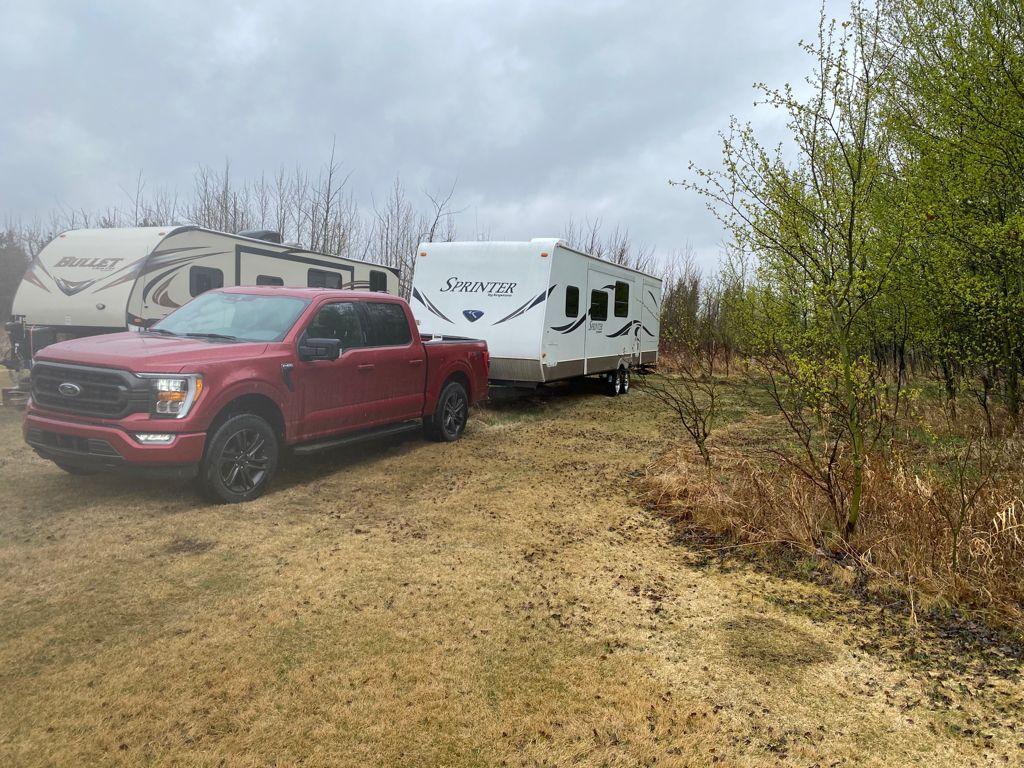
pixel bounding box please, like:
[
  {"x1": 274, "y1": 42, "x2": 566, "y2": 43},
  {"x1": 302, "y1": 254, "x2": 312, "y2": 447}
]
[{"x1": 421, "y1": 336, "x2": 489, "y2": 405}]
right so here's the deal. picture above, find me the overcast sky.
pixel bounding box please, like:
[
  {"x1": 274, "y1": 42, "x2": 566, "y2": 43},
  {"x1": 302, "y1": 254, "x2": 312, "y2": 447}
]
[{"x1": 0, "y1": 1, "x2": 838, "y2": 270}]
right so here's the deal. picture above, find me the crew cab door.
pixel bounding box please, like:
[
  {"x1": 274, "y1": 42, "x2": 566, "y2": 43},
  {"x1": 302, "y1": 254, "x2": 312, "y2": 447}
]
[
  {"x1": 357, "y1": 300, "x2": 426, "y2": 422},
  {"x1": 295, "y1": 300, "x2": 376, "y2": 439}
]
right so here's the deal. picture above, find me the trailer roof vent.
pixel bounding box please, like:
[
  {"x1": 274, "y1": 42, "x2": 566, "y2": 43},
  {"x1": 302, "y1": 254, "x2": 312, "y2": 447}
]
[{"x1": 238, "y1": 229, "x2": 282, "y2": 243}]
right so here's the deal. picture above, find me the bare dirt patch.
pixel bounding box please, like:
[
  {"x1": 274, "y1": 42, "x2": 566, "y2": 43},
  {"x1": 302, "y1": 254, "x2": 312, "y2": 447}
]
[
  {"x1": 163, "y1": 537, "x2": 216, "y2": 556},
  {"x1": 720, "y1": 614, "x2": 835, "y2": 671}
]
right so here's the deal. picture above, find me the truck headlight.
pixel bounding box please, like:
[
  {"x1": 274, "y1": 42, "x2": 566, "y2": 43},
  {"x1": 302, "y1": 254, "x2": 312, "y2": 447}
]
[{"x1": 141, "y1": 374, "x2": 203, "y2": 419}]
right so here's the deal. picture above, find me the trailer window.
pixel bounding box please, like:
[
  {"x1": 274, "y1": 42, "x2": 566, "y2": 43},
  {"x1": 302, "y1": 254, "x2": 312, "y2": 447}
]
[
  {"x1": 565, "y1": 286, "x2": 579, "y2": 317},
  {"x1": 362, "y1": 302, "x2": 412, "y2": 346},
  {"x1": 189, "y1": 266, "x2": 224, "y2": 297},
  {"x1": 306, "y1": 302, "x2": 364, "y2": 349},
  {"x1": 369, "y1": 270, "x2": 388, "y2": 293},
  {"x1": 614, "y1": 282, "x2": 629, "y2": 317},
  {"x1": 590, "y1": 290, "x2": 608, "y2": 321},
  {"x1": 307, "y1": 269, "x2": 343, "y2": 289},
  {"x1": 257, "y1": 274, "x2": 284, "y2": 286}
]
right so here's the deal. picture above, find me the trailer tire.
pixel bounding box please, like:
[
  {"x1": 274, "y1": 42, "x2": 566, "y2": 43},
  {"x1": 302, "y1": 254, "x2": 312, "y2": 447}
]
[
  {"x1": 603, "y1": 370, "x2": 619, "y2": 397},
  {"x1": 425, "y1": 380, "x2": 469, "y2": 442},
  {"x1": 617, "y1": 366, "x2": 631, "y2": 395},
  {"x1": 198, "y1": 413, "x2": 279, "y2": 504}
]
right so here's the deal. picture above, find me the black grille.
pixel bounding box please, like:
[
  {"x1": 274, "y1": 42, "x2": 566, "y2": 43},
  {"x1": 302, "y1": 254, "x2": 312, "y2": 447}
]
[
  {"x1": 26, "y1": 428, "x2": 121, "y2": 458},
  {"x1": 31, "y1": 362, "x2": 149, "y2": 419}
]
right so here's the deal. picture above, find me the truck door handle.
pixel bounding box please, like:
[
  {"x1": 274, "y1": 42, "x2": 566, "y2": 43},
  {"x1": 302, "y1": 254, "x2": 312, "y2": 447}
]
[
  {"x1": 408, "y1": 359, "x2": 424, "y2": 367},
  {"x1": 357, "y1": 363, "x2": 375, "y2": 372}
]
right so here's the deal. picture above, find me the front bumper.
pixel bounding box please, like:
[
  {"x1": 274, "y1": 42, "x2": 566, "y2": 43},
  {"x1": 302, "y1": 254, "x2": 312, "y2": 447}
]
[{"x1": 24, "y1": 411, "x2": 206, "y2": 474}]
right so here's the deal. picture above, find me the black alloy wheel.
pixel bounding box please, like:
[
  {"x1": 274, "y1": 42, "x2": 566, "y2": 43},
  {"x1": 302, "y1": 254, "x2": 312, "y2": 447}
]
[
  {"x1": 426, "y1": 381, "x2": 470, "y2": 442},
  {"x1": 199, "y1": 413, "x2": 279, "y2": 503},
  {"x1": 218, "y1": 428, "x2": 271, "y2": 494}
]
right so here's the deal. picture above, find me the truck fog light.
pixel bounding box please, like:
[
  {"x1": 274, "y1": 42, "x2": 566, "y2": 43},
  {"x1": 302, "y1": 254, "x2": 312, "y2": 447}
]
[{"x1": 134, "y1": 433, "x2": 175, "y2": 444}]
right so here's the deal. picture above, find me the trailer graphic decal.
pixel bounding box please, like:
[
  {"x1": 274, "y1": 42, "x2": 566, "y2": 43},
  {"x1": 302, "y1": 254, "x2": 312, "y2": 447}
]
[
  {"x1": 551, "y1": 311, "x2": 589, "y2": 334},
  {"x1": 606, "y1": 319, "x2": 641, "y2": 338},
  {"x1": 20, "y1": 264, "x2": 52, "y2": 294},
  {"x1": 411, "y1": 287, "x2": 453, "y2": 323},
  {"x1": 491, "y1": 285, "x2": 556, "y2": 326},
  {"x1": 462, "y1": 309, "x2": 485, "y2": 322},
  {"x1": 54, "y1": 277, "x2": 99, "y2": 296}
]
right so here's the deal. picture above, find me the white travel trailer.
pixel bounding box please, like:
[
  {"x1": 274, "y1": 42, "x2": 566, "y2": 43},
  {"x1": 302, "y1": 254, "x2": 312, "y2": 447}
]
[
  {"x1": 410, "y1": 238, "x2": 661, "y2": 392},
  {"x1": 6, "y1": 226, "x2": 399, "y2": 367}
]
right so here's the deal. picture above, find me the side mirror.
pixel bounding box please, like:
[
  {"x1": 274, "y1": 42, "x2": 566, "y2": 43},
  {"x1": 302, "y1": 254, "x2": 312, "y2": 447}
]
[{"x1": 298, "y1": 337, "x2": 342, "y2": 362}]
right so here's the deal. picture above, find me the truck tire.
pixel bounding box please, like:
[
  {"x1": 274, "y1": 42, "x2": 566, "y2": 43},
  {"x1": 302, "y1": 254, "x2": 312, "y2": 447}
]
[
  {"x1": 425, "y1": 380, "x2": 469, "y2": 442},
  {"x1": 198, "y1": 413, "x2": 279, "y2": 503},
  {"x1": 617, "y1": 366, "x2": 631, "y2": 395}
]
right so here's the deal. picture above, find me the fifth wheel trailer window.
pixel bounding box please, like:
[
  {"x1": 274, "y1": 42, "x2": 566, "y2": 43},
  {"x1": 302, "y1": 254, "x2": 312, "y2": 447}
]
[
  {"x1": 565, "y1": 286, "x2": 579, "y2": 317},
  {"x1": 369, "y1": 270, "x2": 388, "y2": 292},
  {"x1": 257, "y1": 274, "x2": 284, "y2": 286},
  {"x1": 361, "y1": 302, "x2": 412, "y2": 346},
  {"x1": 307, "y1": 269, "x2": 343, "y2": 289},
  {"x1": 614, "y1": 281, "x2": 630, "y2": 317},
  {"x1": 590, "y1": 289, "x2": 608, "y2": 321},
  {"x1": 189, "y1": 266, "x2": 224, "y2": 297}
]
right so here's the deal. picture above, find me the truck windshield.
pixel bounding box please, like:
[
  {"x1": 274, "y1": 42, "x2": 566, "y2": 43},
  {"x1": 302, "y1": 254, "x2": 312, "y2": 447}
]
[{"x1": 151, "y1": 292, "x2": 310, "y2": 342}]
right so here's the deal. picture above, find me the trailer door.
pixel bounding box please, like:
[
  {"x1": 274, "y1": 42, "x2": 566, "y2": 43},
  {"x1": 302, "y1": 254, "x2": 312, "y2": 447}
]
[{"x1": 584, "y1": 270, "x2": 636, "y2": 374}]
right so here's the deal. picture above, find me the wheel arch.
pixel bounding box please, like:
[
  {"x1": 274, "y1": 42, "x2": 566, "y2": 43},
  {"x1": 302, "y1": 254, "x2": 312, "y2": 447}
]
[{"x1": 207, "y1": 393, "x2": 286, "y2": 441}]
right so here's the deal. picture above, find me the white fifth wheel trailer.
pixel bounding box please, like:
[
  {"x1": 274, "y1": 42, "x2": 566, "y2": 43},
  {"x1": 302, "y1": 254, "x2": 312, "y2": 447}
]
[
  {"x1": 409, "y1": 238, "x2": 661, "y2": 392},
  {"x1": 5, "y1": 226, "x2": 399, "y2": 369}
]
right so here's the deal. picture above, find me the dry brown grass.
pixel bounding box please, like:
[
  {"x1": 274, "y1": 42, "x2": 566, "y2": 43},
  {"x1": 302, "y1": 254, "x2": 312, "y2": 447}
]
[
  {"x1": 1, "y1": 385, "x2": 1022, "y2": 766},
  {"x1": 642, "y1": 376, "x2": 1024, "y2": 630}
]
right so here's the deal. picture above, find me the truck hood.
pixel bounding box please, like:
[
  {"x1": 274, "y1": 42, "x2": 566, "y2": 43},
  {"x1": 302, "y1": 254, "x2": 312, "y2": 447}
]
[{"x1": 35, "y1": 332, "x2": 271, "y2": 373}]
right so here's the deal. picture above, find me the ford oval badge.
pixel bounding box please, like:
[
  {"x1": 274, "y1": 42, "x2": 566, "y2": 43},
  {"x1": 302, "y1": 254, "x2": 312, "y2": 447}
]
[{"x1": 58, "y1": 382, "x2": 82, "y2": 397}]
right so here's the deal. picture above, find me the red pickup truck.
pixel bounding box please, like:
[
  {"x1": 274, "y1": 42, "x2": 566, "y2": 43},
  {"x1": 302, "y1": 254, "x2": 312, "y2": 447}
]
[{"x1": 23, "y1": 288, "x2": 489, "y2": 502}]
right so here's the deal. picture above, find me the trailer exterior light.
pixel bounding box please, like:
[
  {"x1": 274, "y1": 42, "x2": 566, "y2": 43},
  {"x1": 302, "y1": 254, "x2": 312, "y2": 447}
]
[{"x1": 134, "y1": 433, "x2": 175, "y2": 444}]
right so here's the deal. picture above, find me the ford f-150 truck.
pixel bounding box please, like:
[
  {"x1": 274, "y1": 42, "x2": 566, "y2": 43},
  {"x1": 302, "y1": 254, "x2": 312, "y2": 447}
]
[{"x1": 23, "y1": 287, "x2": 489, "y2": 502}]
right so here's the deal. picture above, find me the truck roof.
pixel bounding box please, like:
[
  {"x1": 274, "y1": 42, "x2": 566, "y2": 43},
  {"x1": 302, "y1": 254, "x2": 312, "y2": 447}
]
[{"x1": 217, "y1": 286, "x2": 405, "y2": 302}]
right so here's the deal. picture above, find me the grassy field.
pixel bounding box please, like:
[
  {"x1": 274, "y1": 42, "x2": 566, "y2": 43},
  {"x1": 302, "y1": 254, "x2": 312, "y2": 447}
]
[{"x1": 1, "y1": 384, "x2": 1022, "y2": 766}]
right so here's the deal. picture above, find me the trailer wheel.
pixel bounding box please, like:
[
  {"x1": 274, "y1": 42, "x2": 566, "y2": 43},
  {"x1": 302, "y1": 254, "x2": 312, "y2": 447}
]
[
  {"x1": 425, "y1": 380, "x2": 469, "y2": 442},
  {"x1": 198, "y1": 413, "x2": 279, "y2": 503},
  {"x1": 618, "y1": 366, "x2": 631, "y2": 395},
  {"x1": 604, "y1": 370, "x2": 619, "y2": 397}
]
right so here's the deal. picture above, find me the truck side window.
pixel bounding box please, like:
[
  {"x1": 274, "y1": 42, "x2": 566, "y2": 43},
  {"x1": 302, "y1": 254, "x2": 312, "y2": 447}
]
[
  {"x1": 369, "y1": 270, "x2": 388, "y2": 293},
  {"x1": 189, "y1": 266, "x2": 224, "y2": 297},
  {"x1": 362, "y1": 302, "x2": 412, "y2": 346},
  {"x1": 306, "y1": 302, "x2": 364, "y2": 349},
  {"x1": 565, "y1": 286, "x2": 579, "y2": 317},
  {"x1": 614, "y1": 281, "x2": 629, "y2": 317},
  {"x1": 308, "y1": 269, "x2": 343, "y2": 289},
  {"x1": 590, "y1": 290, "x2": 608, "y2": 321},
  {"x1": 257, "y1": 274, "x2": 284, "y2": 286}
]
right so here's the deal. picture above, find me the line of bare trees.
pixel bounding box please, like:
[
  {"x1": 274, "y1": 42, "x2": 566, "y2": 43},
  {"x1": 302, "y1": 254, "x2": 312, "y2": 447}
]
[{"x1": 2, "y1": 154, "x2": 675, "y2": 318}]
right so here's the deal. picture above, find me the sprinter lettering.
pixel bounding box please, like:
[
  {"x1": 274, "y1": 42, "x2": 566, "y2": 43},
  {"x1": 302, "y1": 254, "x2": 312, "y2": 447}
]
[
  {"x1": 439, "y1": 276, "x2": 517, "y2": 296},
  {"x1": 54, "y1": 257, "x2": 124, "y2": 271}
]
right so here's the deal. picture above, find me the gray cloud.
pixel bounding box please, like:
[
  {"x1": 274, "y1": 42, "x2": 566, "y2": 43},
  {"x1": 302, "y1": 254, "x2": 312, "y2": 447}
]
[{"x1": 0, "y1": 0, "x2": 834, "y2": 269}]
